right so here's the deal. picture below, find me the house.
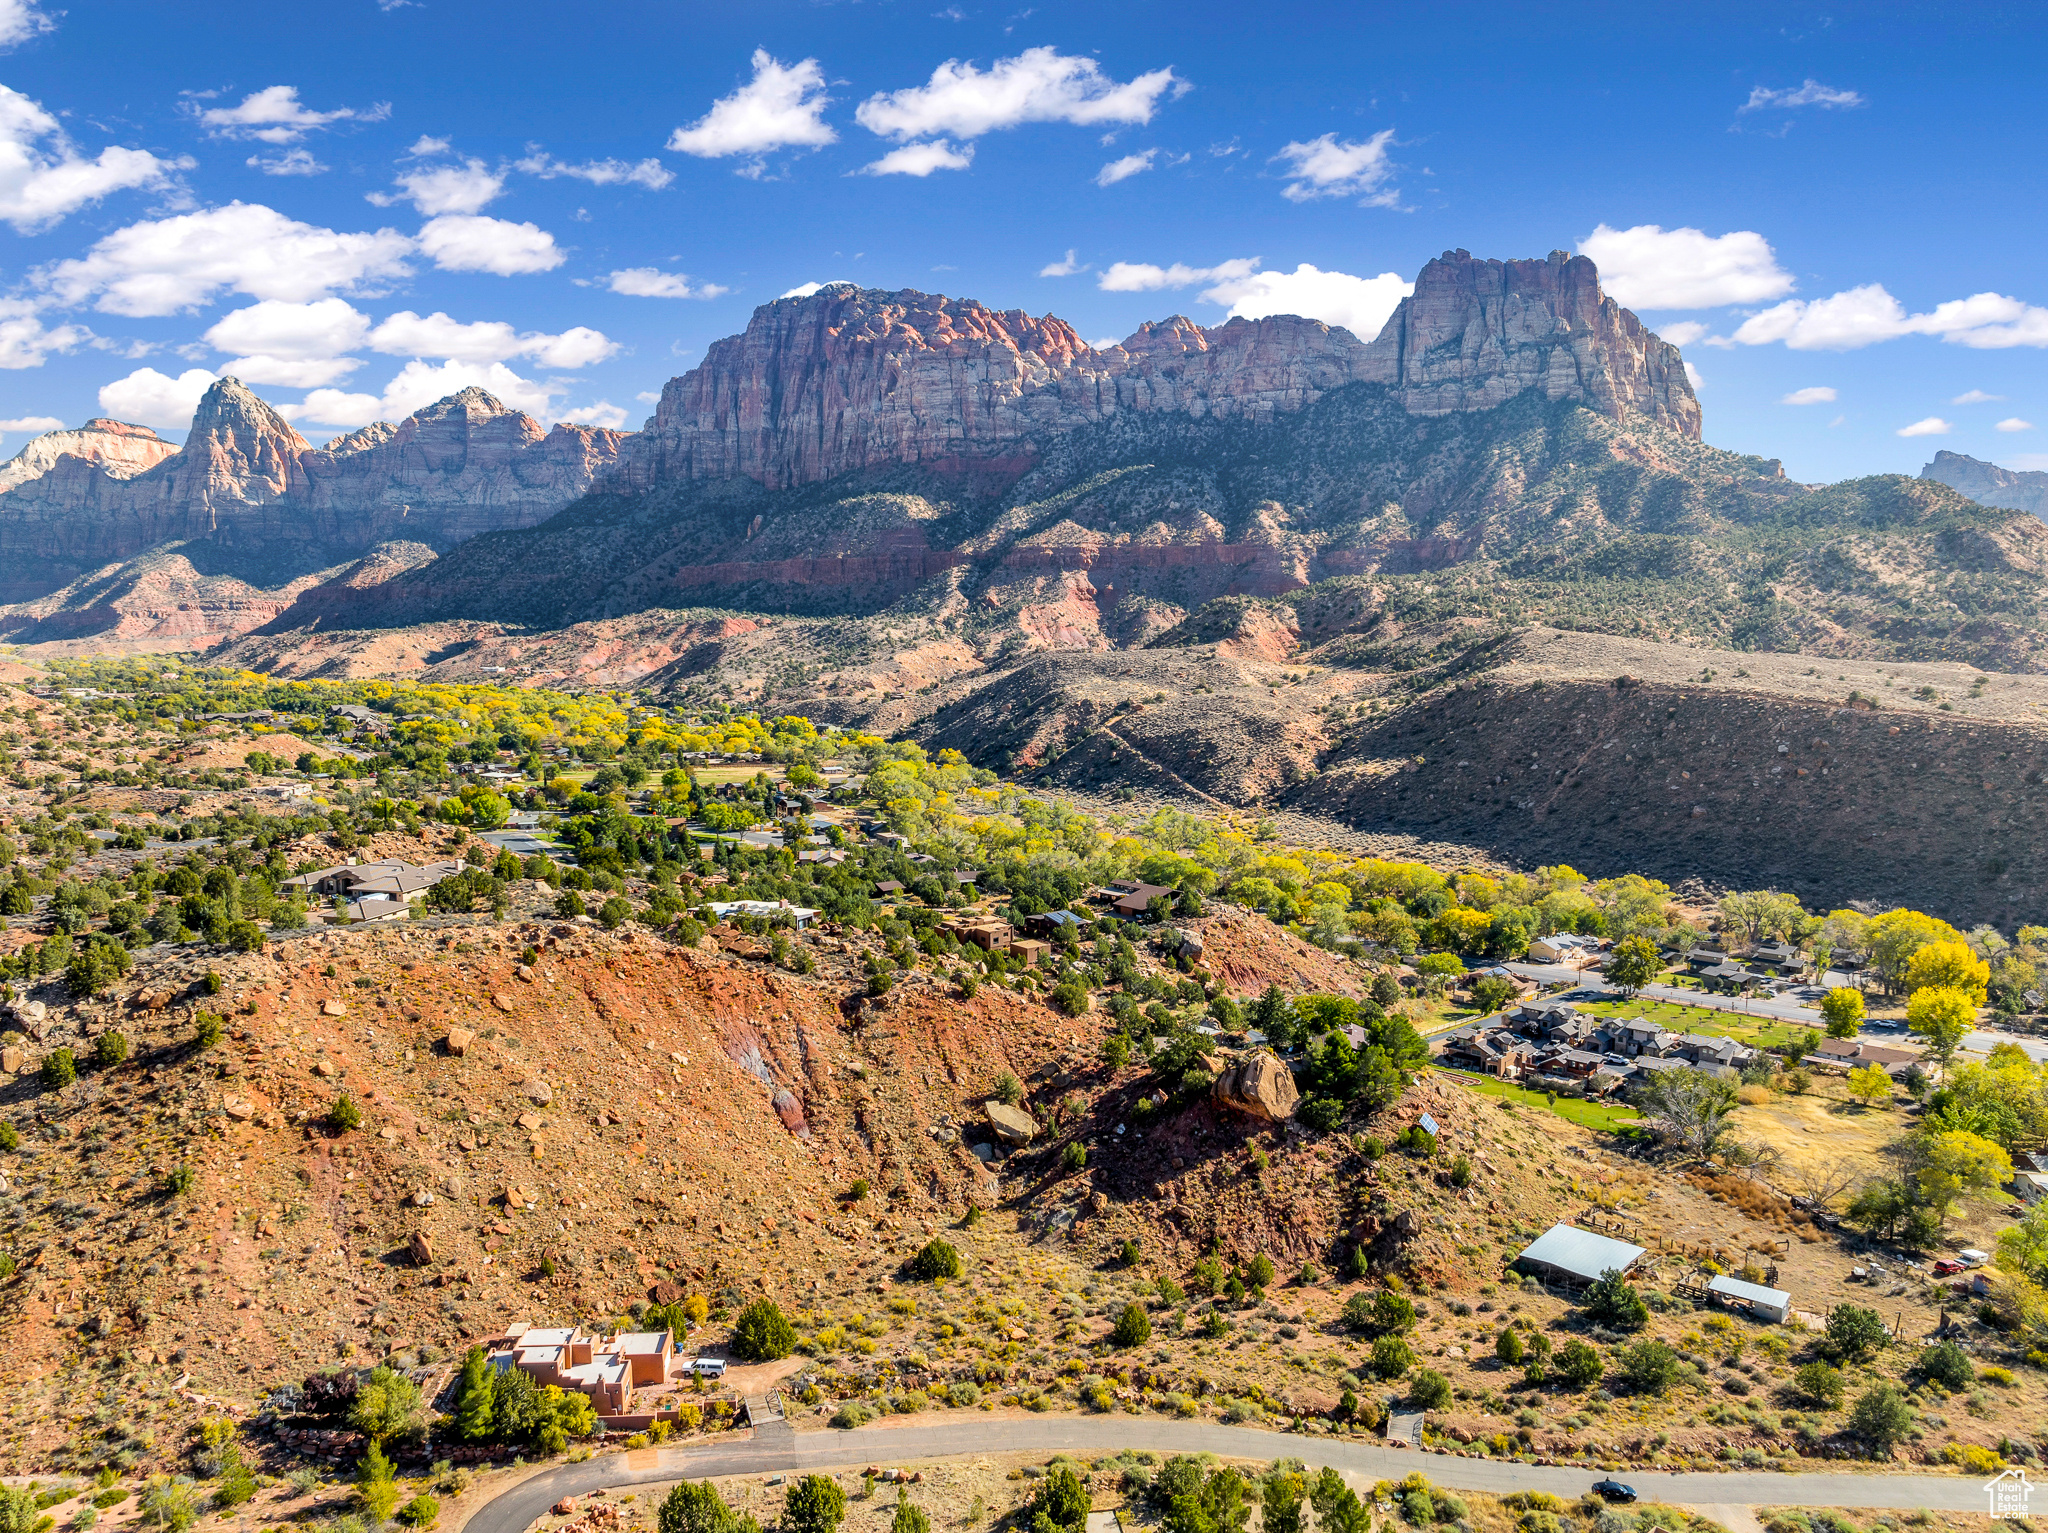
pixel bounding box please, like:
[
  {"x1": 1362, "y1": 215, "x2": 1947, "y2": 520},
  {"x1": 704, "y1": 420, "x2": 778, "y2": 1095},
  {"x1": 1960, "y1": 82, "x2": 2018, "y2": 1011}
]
[
  {"x1": 329, "y1": 703, "x2": 390, "y2": 734},
  {"x1": 1103, "y1": 881, "x2": 1175, "y2": 919},
  {"x1": 796, "y1": 848, "x2": 848, "y2": 865},
  {"x1": 1528, "y1": 933, "x2": 1603, "y2": 965},
  {"x1": 1674, "y1": 1033, "x2": 1752, "y2": 1070},
  {"x1": 1515, "y1": 1224, "x2": 1645, "y2": 1288},
  {"x1": 341, "y1": 896, "x2": 409, "y2": 923},
  {"x1": 1746, "y1": 939, "x2": 1803, "y2": 971},
  {"x1": 2011, "y1": 1170, "x2": 2048, "y2": 1206},
  {"x1": 706, "y1": 899, "x2": 818, "y2": 929},
  {"x1": 487, "y1": 1323, "x2": 677, "y2": 1416},
  {"x1": 1009, "y1": 938, "x2": 1051, "y2": 967},
  {"x1": 1706, "y1": 1273, "x2": 1791, "y2": 1324},
  {"x1": 946, "y1": 919, "x2": 1013, "y2": 952},
  {"x1": 874, "y1": 880, "x2": 906, "y2": 896},
  {"x1": 281, "y1": 857, "x2": 466, "y2": 903},
  {"x1": 1022, "y1": 910, "x2": 1091, "y2": 940}
]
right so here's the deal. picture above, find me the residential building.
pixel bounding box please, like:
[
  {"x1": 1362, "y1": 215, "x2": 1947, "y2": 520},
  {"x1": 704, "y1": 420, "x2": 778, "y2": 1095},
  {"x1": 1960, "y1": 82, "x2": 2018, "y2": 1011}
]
[{"x1": 486, "y1": 1323, "x2": 678, "y2": 1415}]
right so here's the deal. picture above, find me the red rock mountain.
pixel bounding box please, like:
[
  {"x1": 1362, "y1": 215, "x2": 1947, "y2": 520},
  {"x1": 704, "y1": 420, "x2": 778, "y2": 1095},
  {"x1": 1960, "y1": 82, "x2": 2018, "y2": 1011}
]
[
  {"x1": 0, "y1": 381, "x2": 626, "y2": 602},
  {"x1": 618, "y1": 249, "x2": 1697, "y2": 493}
]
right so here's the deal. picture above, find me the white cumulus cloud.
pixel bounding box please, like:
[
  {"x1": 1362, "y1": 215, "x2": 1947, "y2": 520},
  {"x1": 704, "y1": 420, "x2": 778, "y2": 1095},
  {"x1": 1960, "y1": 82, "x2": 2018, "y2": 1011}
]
[
  {"x1": 1732, "y1": 284, "x2": 2048, "y2": 351},
  {"x1": 1952, "y1": 389, "x2": 2003, "y2": 404},
  {"x1": 1897, "y1": 417, "x2": 1951, "y2": 437},
  {"x1": 667, "y1": 50, "x2": 836, "y2": 170},
  {"x1": 368, "y1": 310, "x2": 617, "y2": 368},
  {"x1": 1039, "y1": 249, "x2": 1084, "y2": 278},
  {"x1": 371, "y1": 158, "x2": 504, "y2": 215},
  {"x1": 201, "y1": 297, "x2": 373, "y2": 387},
  {"x1": 1272, "y1": 130, "x2": 1396, "y2": 205},
  {"x1": 1997, "y1": 418, "x2": 2034, "y2": 432},
  {"x1": 290, "y1": 359, "x2": 562, "y2": 428},
  {"x1": 37, "y1": 202, "x2": 414, "y2": 316},
  {"x1": 0, "y1": 0, "x2": 54, "y2": 48},
  {"x1": 556, "y1": 400, "x2": 628, "y2": 429},
  {"x1": 1656, "y1": 321, "x2": 1712, "y2": 346},
  {"x1": 1095, "y1": 149, "x2": 1156, "y2": 186},
  {"x1": 247, "y1": 148, "x2": 327, "y2": 177},
  {"x1": 512, "y1": 152, "x2": 673, "y2": 189},
  {"x1": 0, "y1": 298, "x2": 85, "y2": 368},
  {"x1": 0, "y1": 414, "x2": 63, "y2": 432},
  {"x1": 99, "y1": 366, "x2": 218, "y2": 428},
  {"x1": 0, "y1": 84, "x2": 191, "y2": 233},
  {"x1": 856, "y1": 46, "x2": 1181, "y2": 142},
  {"x1": 1199, "y1": 262, "x2": 1410, "y2": 340},
  {"x1": 857, "y1": 139, "x2": 974, "y2": 177},
  {"x1": 607, "y1": 268, "x2": 727, "y2": 299},
  {"x1": 1098, "y1": 256, "x2": 1259, "y2": 293},
  {"x1": 196, "y1": 86, "x2": 390, "y2": 144},
  {"x1": 1576, "y1": 223, "x2": 1795, "y2": 309},
  {"x1": 1780, "y1": 386, "x2": 1837, "y2": 405},
  {"x1": 1740, "y1": 79, "x2": 1865, "y2": 112},
  {"x1": 416, "y1": 214, "x2": 563, "y2": 275}
]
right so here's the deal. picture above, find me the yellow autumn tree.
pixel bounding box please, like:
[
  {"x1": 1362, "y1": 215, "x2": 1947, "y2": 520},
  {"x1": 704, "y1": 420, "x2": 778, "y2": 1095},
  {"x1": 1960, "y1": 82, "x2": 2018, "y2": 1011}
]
[
  {"x1": 1916, "y1": 1130, "x2": 2013, "y2": 1222},
  {"x1": 1903, "y1": 939, "x2": 1990, "y2": 1003}
]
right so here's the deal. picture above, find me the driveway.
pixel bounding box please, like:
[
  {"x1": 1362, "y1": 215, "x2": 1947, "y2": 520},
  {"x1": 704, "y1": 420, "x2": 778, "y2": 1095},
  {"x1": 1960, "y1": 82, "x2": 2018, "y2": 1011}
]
[{"x1": 456, "y1": 1416, "x2": 1993, "y2": 1533}]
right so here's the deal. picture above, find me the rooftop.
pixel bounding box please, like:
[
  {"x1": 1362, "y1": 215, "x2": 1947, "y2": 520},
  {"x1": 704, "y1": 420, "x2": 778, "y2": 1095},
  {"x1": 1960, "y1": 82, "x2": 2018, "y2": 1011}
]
[{"x1": 1517, "y1": 1223, "x2": 1645, "y2": 1283}]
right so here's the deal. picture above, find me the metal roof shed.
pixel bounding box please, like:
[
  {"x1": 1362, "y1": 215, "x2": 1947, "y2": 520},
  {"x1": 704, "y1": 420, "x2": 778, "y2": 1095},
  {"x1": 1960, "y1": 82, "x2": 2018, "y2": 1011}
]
[
  {"x1": 1516, "y1": 1224, "x2": 1645, "y2": 1287},
  {"x1": 1707, "y1": 1274, "x2": 1791, "y2": 1324}
]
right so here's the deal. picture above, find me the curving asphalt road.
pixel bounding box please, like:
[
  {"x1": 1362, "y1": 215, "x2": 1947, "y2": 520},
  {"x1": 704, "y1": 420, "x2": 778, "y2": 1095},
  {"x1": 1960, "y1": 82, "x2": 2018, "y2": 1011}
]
[{"x1": 459, "y1": 1417, "x2": 1994, "y2": 1533}]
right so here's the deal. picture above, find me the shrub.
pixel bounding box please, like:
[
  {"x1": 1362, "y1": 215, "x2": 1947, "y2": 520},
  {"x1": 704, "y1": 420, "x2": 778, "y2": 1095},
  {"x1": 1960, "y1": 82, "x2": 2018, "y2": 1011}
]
[
  {"x1": 784, "y1": 1477, "x2": 848, "y2": 1533},
  {"x1": 731, "y1": 1298, "x2": 797, "y2": 1361},
  {"x1": 1793, "y1": 1360, "x2": 1845, "y2": 1408},
  {"x1": 1370, "y1": 1336, "x2": 1414, "y2": 1378},
  {"x1": 1618, "y1": 1339, "x2": 1678, "y2": 1395},
  {"x1": 193, "y1": 1012, "x2": 223, "y2": 1050},
  {"x1": 910, "y1": 1239, "x2": 962, "y2": 1281},
  {"x1": 1824, "y1": 1304, "x2": 1889, "y2": 1363},
  {"x1": 847, "y1": 1178, "x2": 870, "y2": 1201},
  {"x1": 1556, "y1": 1340, "x2": 1604, "y2": 1389},
  {"x1": 1112, "y1": 1303, "x2": 1152, "y2": 1348},
  {"x1": 598, "y1": 896, "x2": 632, "y2": 930},
  {"x1": 1847, "y1": 1384, "x2": 1913, "y2": 1455},
  {"x1": 1918, "y1": 1341, "x2": 1973, "y2": 1391},
  {"x1": 162, "y1": 1163, "x2": 197, "y2": 1197},
  {"x1": 212, "y1": 1443, "x2": 255, "y2": 1509},
  {"x1": 395, "y1": 1495, "x2": 439, "y2": 1529},
  {"x1": 993, "y1": 1072, "x2": 1023, "y2": 1106},
  {"x1": 40, "y1": 1047, "x2": 76, "y2": 1091},
  {"x1": 328, "y1": 1093, "x2": 362, "y2": 1133},
  {"x1": 1495, "y1": 1328, "x2": 1525, "y2": 1366},
  {"x1": 1448, "y1": 1155, "x2": 1474, "y2": 1188},
  {"x1": 1407, "y1": 1369, "x2": 1451, "y2": 1409},
  {"x1": 555, "y1": 890, "x2": 586, "y2": 919},
  {"x1": 1582, "y1": 1269, "x2": 1649, "y2": 1331},
  {"x1": 1061, "y1": 1141, "x2": 1088, "y2": 1174},
  {"x1": 92, "y1": 1031, "x2": 129, "y2": 1067}
]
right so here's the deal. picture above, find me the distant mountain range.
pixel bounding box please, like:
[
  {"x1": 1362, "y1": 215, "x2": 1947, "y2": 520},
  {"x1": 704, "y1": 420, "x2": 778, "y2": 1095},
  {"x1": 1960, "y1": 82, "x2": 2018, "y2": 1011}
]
[{"x1": 1921, "y1": 448, "x2": 2048, "y2": 522}]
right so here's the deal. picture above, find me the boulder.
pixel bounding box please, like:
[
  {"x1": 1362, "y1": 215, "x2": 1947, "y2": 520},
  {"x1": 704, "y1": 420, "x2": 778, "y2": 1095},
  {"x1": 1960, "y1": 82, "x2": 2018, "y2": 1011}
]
[
  {"x1": 445, "y1": 1026, "x2": 474, "y2": 1056},
  {"x1": 503, "y1": 1184, "x2": 538, "y2": 1210},
  {"x1": 771, "y1": 1087, "x2": 809, "y2": 1135},
  {"x1": 984, "y1": 1101, "x2": 1039, "y2": 1144},
  {"x1": 313, "y1": 1059, "x2": 340, "y2": 1078},
  {"x1": 492, "y1": 993, "x2": 515, "y2": 1013},
  {"x1": 322, "y1": 999, "x2": 347, "y2": 1017},
  {"x1": 521, "y1": 1078, "x2": 552, "y2": 1106},
  {"x1": 407, "y1": 1230, "x2": 435, "y2": 1266},
  {"x1": 1, "y1": 1045, "x2": 23, "y2": 1075},
  {"x1": 222, "y1": 1097, "x2": 255, "y2": 1121},
  {"x1": 1211, "y1": 1051, "x2": 1299, "y2": 1122}
]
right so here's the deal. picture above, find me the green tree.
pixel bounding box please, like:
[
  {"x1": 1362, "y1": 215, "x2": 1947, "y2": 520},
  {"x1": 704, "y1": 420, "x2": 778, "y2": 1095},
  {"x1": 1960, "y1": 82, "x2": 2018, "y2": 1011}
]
[
  {"x1": 397, "y1": 1494, "x2": 441, "y2": 1529},
  {"x1": 1605, "y1": 934, "x2": 1661, "y2": 996},
  {"x1": 892, "y1": 1503, "x2": 931, "y2": 1533},
  {"x1": 1111, "y1": 1302, "x2": 1152, "y2": 1348},
  {"x1": 40, "y1": 1046, "x2": 76, "y2": 1091},
  {"x1": 1847, "y1": 1384, "x2": 1914, "y2": 1456},
  {"x1": 1582, "y1": 1269, "x2": 1649, "y2": 1331},
  {"x1": 1556, "y1": 1339, "x2": 1604, "y2": 1388},
  {"x1": 1820, "y1": 986, "x2": 1866, "y2": 1038},
  {"x1": 1369, "y1": 1335, "x2": 1413, "y2": 1378},
  {"x1": 355, "y1": 1441, "x2": 402, "y2": 1521},
  {"x1": 349, "y1": 1366, "x2": 425, "y2": 1445},
  {"x1": 783, "y1": 1479, "x2": 848, "y2": 1533},
  {"x1": 138, "y1": 1478, "x2": 197, "y2": 1533},
  {"x1": 1917, "y1": 1340, "x2": 1973, "y2": 1391},
  {"x1": 93, "y1": 1030, "x2": 130, "y2": 1067},
  {"x1": 1617, "y1": 1339, "x2": 1678, "y2": 1395},
  {"x1": 1847, "y1": 1064, "x2": 1893, "y2": 1106},
  {"x1": 1261, "y1": 1474, "x2": 1305, "y2": 1533},
  {"x1": 452, "y1": 1346, "x2": 496, "y2": 1441},
  {"x1": 1915, "y1": 1129, "x2": 2013, "y2": 1222},
  {"x1": 1407, "y1": 1369, "x2": 1451, "y2": 1409},
  {"x1": 1469, "y1": 975, "x2": 1514, "y2": 1015},
  {"x1": 1793, "y1": 1361, "x2": 1846, "y2": 1408},
  {"x1": 731, "y1": 1297, "x2": 797, "y2": 1361},
  {"x1": 659, "y1": 1482, "x2": 744, "y2": 1533},
  {"x1": 1823, "y1": 1304, "x2": 1890, "y2": 1363},
  {"x1": 910, "y1": 1239, "x2": 962, "y2": 1280},
  {"x1": 328, "y1": 1093, "x2": 363, "y2": 1132},
  {"x1": 1907, "y1": 986, "x2": 1975, "y2": 1076},
  {"x1": 1494, "y1": 1328, "x2": 1525, "y2": 1366},
  {"x1": 1032, "y1": 1468, "x2": 1090, "y2": 1533}
]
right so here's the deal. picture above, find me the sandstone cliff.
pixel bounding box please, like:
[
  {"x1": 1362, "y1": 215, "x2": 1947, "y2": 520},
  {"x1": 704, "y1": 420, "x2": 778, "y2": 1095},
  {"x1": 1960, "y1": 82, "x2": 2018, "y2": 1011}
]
[
  {"x1": 0, "y1": 419, "x2": 179, "y2": 494},
  {"x1": 1922, "y1": 448, "x2": 2048, "y2": 522},
  {"x1": 619, "y1": 251, "x2": 1697, "y2": 493},
  {"x1": 0, "y1": 381, "x2": 626, "y2": 603}
]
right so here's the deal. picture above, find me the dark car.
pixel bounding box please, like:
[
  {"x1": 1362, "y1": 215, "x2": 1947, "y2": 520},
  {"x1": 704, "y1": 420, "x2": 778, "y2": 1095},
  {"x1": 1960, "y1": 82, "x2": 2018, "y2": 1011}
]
[{"x1": 1591, "y1": 1482, "x2": 1637, "y2": 1504}]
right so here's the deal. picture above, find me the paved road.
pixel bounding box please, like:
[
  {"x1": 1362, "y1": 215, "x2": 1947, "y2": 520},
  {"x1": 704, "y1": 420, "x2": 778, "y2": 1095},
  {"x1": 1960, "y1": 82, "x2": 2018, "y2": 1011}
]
[
  {"x1": 1501, "y1": 965, "x2": 1824, "y2": 1025},
  {"x1": 458, "y1": 1418, "x2": 1991, "y2": 1533}
]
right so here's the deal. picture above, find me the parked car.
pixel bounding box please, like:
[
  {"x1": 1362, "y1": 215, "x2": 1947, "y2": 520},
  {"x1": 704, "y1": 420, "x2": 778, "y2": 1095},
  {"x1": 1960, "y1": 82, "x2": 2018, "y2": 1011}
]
[
  {"x1": 1932, "y1": 1259, "x2": 1964, "y2": 1276},
  {"x1": 689, "y1": 1357, "x2": 728, "y2": 1377},
  {"x1": 1959, "y1": 1248, "x2": 1991, "y2": 1267},
  {"x1": 1591, "y1": 1482, "x2": 1637, "y2": 1504}
]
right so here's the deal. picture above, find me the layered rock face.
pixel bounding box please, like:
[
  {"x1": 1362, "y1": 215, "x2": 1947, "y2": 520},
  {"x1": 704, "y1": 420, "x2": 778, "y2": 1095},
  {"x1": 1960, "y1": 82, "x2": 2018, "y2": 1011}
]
[
  {"x1": 1355, "y1": 249, "x2": 1700, "y2": 437},
  {"x1": 1922, "y1": 449, "x2": 2048, "y2": 521},
  {"x1": 0, "y1": 419, "x2": 179, "y2": 493},
  {"x1": 621, "y1": 253, "x2": 1697, "y2": 493},
  {"x1": 621, "y1": 287, "x2": 1375, "y2": 490},
  {"x1": 0, "y1": 381, "x2": 625, "y2": 601}
]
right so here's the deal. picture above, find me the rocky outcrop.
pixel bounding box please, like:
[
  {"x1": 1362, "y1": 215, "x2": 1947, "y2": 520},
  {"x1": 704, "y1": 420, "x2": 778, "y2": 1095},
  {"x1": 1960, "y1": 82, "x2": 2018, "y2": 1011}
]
[
  {"x1": 618, "y1": 255, "x2": 1696, "y2": 493},
  {"x1": 1921, "y1": 449, "x2": 2048, "y2": 521},
  {"x1": 1210, "y1": 1051, "x2": 1299, "y2": 1122},
  {"x1": 0, "y1": 418, "x2": 178, "y2": 493},
  {"x1": 0, "y1": 381, "x2": 626, "y2": 603},
  {"x1": 984, "y1": 1100, "x2": 1039, "y2": 1144},
  {"x1": 1356, "y1": 250, "x2": 1700, "y2": 437}
]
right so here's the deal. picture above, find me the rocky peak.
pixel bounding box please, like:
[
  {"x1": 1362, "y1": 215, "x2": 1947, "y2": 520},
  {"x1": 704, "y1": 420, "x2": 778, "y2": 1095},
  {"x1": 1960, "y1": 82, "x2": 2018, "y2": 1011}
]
[
  {"x1": 187, "y1": 376, "x2": 311, "y2": 456},
  {"x1": 415, "y1": 387, "x2": 513, "y2": 424},
  {"x1": 0, "y1": 418, "x2": 179, "y2": 494},
  {"x1": 1921, "y1": 449, "x2": 2048, "y2": 520},
  {"x1": 1358, "y1": 249, "x2": 1700, "y2": 438}
]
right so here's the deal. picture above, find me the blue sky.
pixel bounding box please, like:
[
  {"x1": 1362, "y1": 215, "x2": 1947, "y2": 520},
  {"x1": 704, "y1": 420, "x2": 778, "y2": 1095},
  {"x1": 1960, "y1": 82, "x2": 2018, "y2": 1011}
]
[{"x1": 0, "y1": 0, "x2": 2043, "y2": 484}]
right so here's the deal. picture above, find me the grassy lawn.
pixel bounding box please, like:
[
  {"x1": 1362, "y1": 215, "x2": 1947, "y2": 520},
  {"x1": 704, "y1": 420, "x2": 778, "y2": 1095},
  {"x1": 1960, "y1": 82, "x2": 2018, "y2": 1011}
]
[
  {"x1": 1441, "y1": 1070, "x2": 1644, "y2": 1132},
  {"x1": 1570, "y1": 996, "x2": 1814, "y2": 1051}
]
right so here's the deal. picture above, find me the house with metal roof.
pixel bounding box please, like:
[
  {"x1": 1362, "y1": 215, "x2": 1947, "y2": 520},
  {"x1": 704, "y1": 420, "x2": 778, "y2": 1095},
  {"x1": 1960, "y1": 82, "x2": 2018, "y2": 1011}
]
[
  {"x1": 1515, "y1": 1224, "x2": 1645, "y2": 1288},
  {"x1": 1706, "y1": 1273, "x2": 1791, "y2": 1324}
]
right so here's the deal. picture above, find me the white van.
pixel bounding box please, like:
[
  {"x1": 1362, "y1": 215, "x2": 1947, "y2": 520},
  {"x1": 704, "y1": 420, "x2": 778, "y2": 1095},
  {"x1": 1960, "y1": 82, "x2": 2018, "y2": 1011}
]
[{"x1": 689, "y1": 1357, "x2": 727, "y2": 1377}]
